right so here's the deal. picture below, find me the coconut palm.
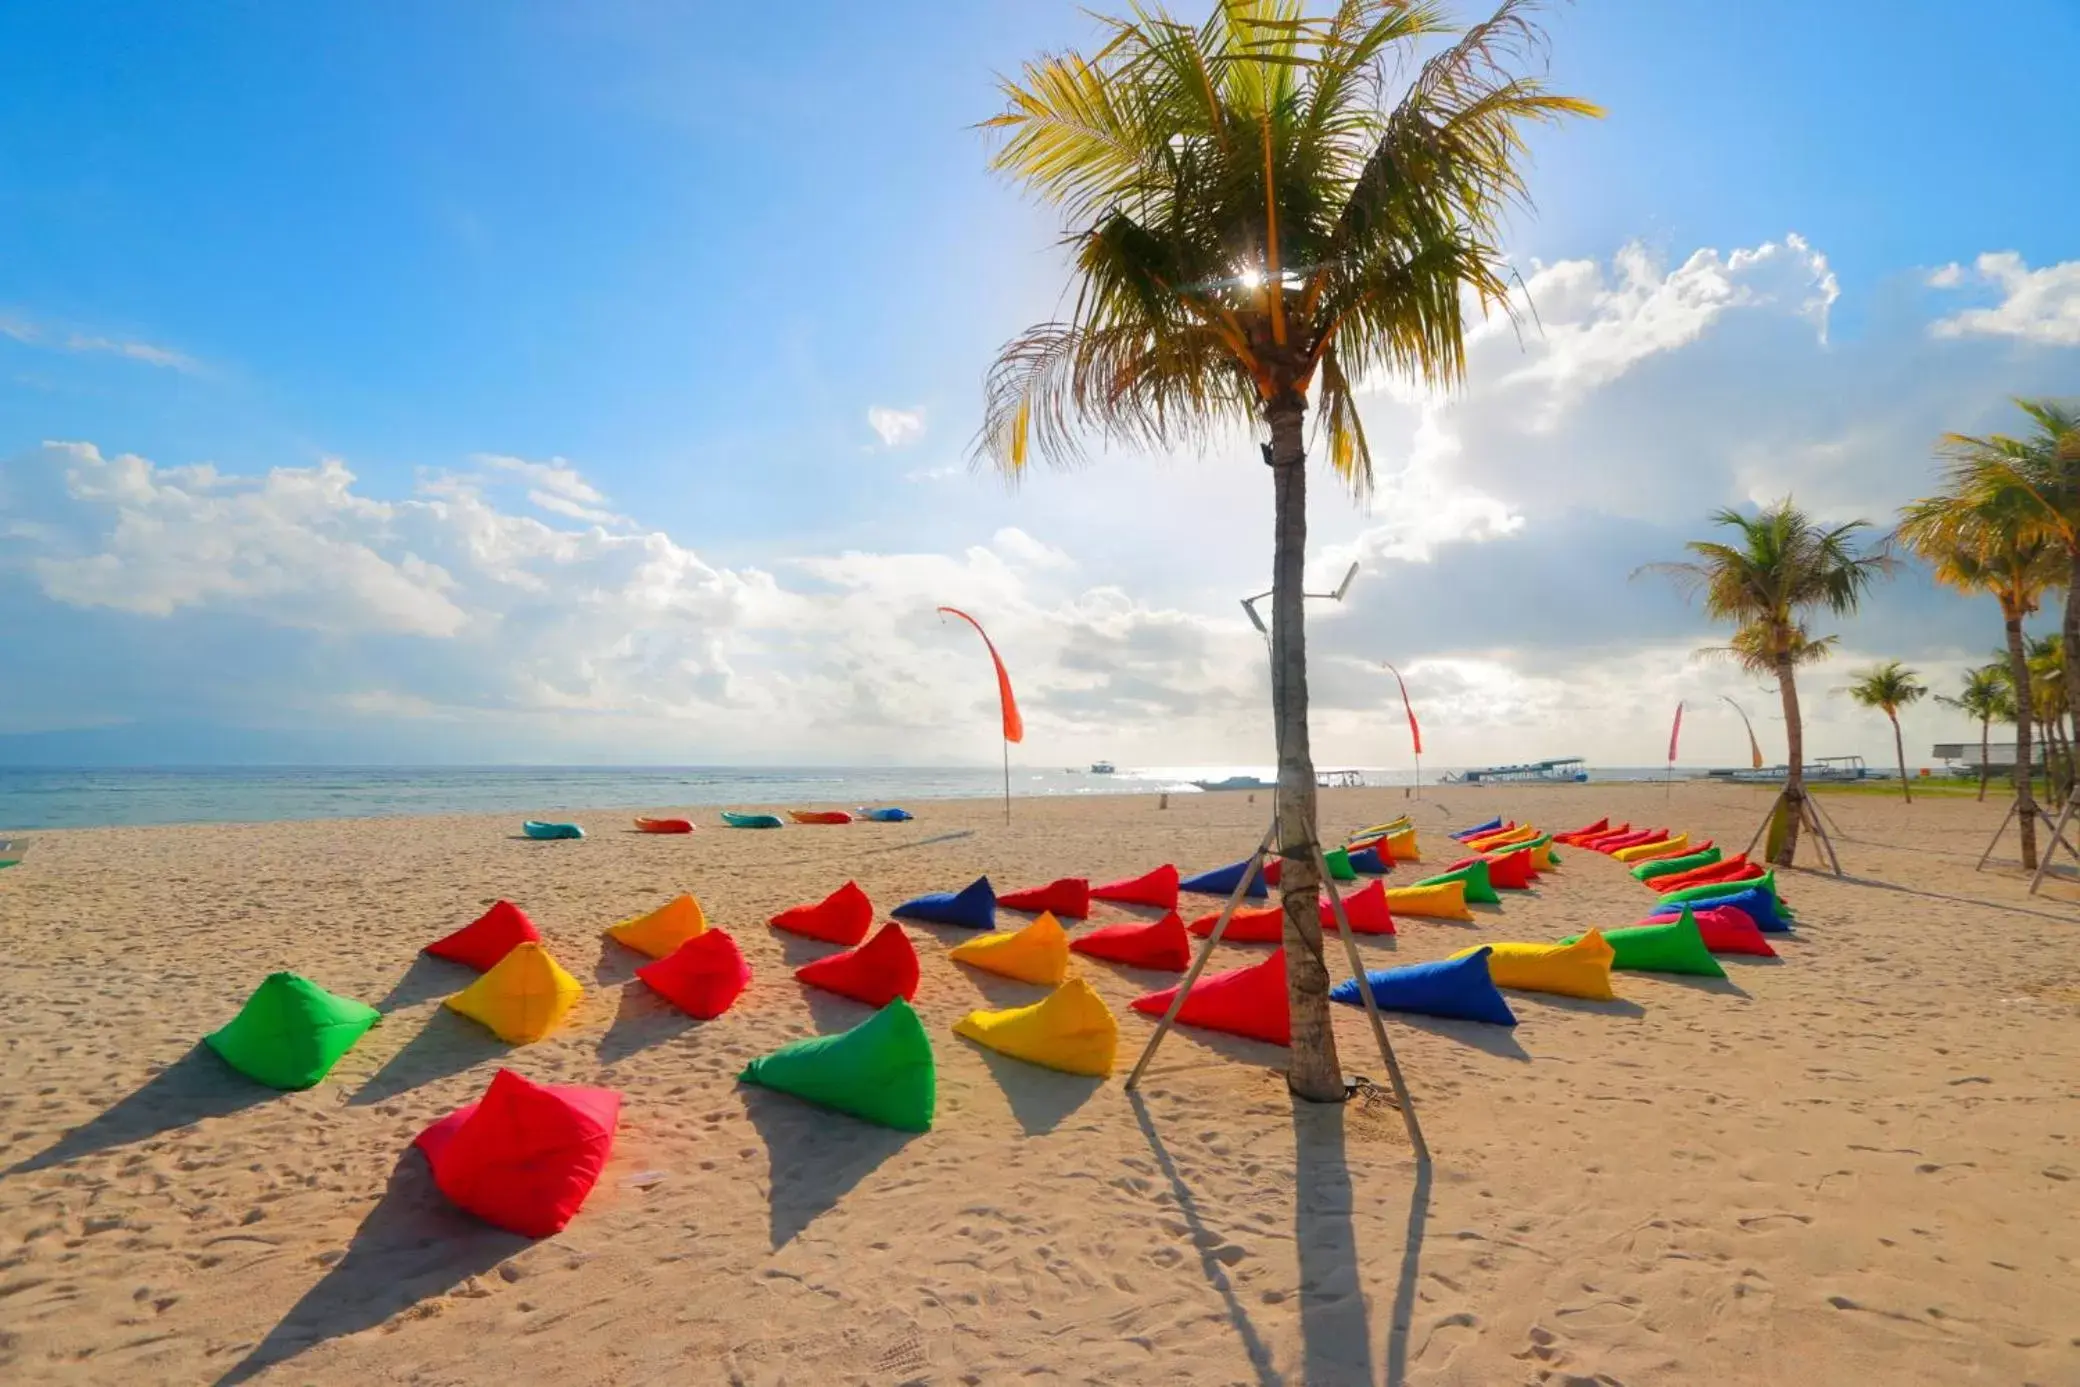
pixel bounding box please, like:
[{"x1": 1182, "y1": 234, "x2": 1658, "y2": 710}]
[
  {"x1": 1845, "y1": 662, "x2": 1928, "y2": 801},
  {"x1": 1898, "y1": 483, "x2": 2057, "y2": 861},
  {"x1": 2027, "y1": 633, "x2": 2072, "y2": 805},
  {"x1": 1935, "y1": 664, "x2": 2013, "y2": 801},
  {"x1": 1642, "y1": 499, "x2": 1893, "y2": 864},
  {"x1": 976, "y1": 1, "x2": 1595, "y2": 1101}
]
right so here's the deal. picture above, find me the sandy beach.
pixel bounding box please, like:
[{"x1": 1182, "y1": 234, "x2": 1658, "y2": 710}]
[{"x1": 1, "y1": 782, "x2": 2075, "y2": 1385}]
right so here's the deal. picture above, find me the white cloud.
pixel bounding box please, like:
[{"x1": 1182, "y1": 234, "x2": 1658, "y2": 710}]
[
  {"x1": 867, "y1": 404, "x2": 926, "y2": 449},
  {"x1": 1928, "y1": 252, "x2": 2080, "y2": 346},
  {"x1": 0, "y1": 311, "x2": 200, "y2": 372}
]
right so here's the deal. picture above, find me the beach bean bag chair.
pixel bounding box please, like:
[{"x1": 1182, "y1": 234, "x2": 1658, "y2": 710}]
[
  {"x1": 523, "y1": 820, "x2": 584, "y2": 840},
  {"x1": 1576, "y1": 824, "x2": 1636, "y2": 851},
  {"x1": 205, "y1": 973, "x2": 380, "y2": 1090},
  {"x1": 1644, "y1": 904, "x2": 1776, "y2": 957},
  {"x1": 1452, "y1": 849, "x2": 1533, "y2": 891},
  {"x1": 1071, "y1": 912, "x2": 1192, "y2": 971},
  {"x1": 1130, "y1": 949, "x2": 1289, "y2": 1046},
  {"x1": 1323, "y1": 847, "x2": 1358, "y2": 882},
  {"x1": 1382, "y1": 879, "x2": 1473, "y2": 922},
  {"x1": 892, "y1": 875, "x2": 995, "y2": 931},
  {"x1": 948, "y1": 911, "x2": 1072, "y2": 986},
  {"x1": 1612, "y1": 833, "x2": 1691, "y2": 864},
  {"x1": 1657, "y1": 870, "x2": 1786, "y2": 912},
  {"x1": 604, "y1": 893, "x2": 708, "y2": 959},
  {"x1": 1564, "y1": 911, "x2": 1724, "y2": 977},
  {"x1": 1633, "y1": 846, "x2": 1723, "y2": 882},
  {"x1": 998, "y1": 877, "x2": 1090, "y2": 919},
  {"x1": 788, "y1": 810, "x2": 854, "y2": 825},
  {"x1": 1382, "y1": 828, "x2": 1421, "y2": 862},
  {"x1": 1329, "y1": 948, "x2": 1517, "y2": 1026},
  {"x1": 721, "y1": 811, "x2": 785, "y2": 829},
  {"x1": 1416, "y1": 859, "x2": 1500, "y2": 905},
  {"x1": 1466, "y1": 825, "x2": 1538, "y2": 853},
  {"x1": 858, "y1": 806, "x2": 914, "y2": 822},
  {"x1": 740, "y1": 998, "x2": 935, "y2": 1132},
  {"x1": 634, "y1": 816, "x2": 694, "y2": 834},
  {"x1": 426, "y1": 900, "x2": 541, "y2": 972},
  {"x1": 769, "y1": 880, "x2": 875, "y2": 946},
  {"x1": 1091, "y1": 865, "x2": 1179, "y2": 910},
  {"x1": 1187, "y1": 901, "x2": 1286, "y2": 942},
  {"x1": 1319, "y1": 878, "x2": 1395, "y2": 935},
  {"x1": 1356, "y1": 817, "x2": 1415, "y2": 842},
  {"x1": 445, "y1": 943, "x2": 583, "y2": 1044},
  {"x1": 1179, "y1": 857, "x2": 1269, "y2": 899},
  {"x1": 414, "y1": 1069, "x2": 620, "y2": 1238},
  {"x1": 1449, "y1": 817, "x2": 1504, "y2": 841},
  {"x1": 1451, "y1": 931, "x2": 1615, "y2": 1000},
  {"x1": 1554, "y1": 817, "x2": 1608, "y2": 844},
  {"x1": 1636, "y1": 836, "x2": 1712, "y2": 864},
  {"x1": 1653, "y1": 885, "x2": 1791, "y2": 933},
  {"x1": 1603, "y1": 828, "x2": 1671, "y2": 854},
  {"x1": 1652, "y1": 855, "x2": 1758, "y2": 892},
  {"x1": 794, "y1": 922, "x2": 920, "y2": 1006},
  {"x1": 1346, "y1": 845, "x2": 1389, "y2": 875},
  {"x1": 636, "y1": 929, "x2": 751, "y2": 1018},
  {"x1": 953, "y1": 977, "x2": 1118, "y2": 1078}
]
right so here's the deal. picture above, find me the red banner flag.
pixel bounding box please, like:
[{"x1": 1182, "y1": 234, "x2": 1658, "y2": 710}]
[
  {"x1": 1385, "y1": 663, "x2": 1422, "y2": 755},
  {"x1": 937, "y1": 607, "x2": 1023, "y2": 744},
  {"x1": 1667, "y1": 701, "x2": 1684, "y2": 763}
]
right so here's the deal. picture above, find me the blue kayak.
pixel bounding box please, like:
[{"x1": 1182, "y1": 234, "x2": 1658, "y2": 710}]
[
  {"x1": 858, "y1": 807, "x2": 914, "y2": 823},
  {"x1": 721, "y1": 811, "x2": 785, "y2": 829},
  {"x1": 522, "y1": 820, "x2": 585, "y2": 840}
]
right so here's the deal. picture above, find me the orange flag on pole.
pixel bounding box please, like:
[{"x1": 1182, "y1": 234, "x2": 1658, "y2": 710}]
[
  {"x1": 937, "y1": 607, "x2": 1023, "y2": 743},
  {"x1": 1386, "y1": 663, "x2": 1422, "y2": 755}
]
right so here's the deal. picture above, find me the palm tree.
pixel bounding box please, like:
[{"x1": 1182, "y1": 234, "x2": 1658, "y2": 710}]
[
  {"x1": 976, "y1": 2, "x2": 1595, "y2": 1101},
  {"x1": 2027, "y1": 634, "x2": 2072, "y2": 805},
  {"x1": 1642, "y1": 499, "x2": 1893, "y2": 865},
  {"x1": 1935, "y1": 664, "x2": 2013, "y2": 801},
  {"x1": 1845, "y1": 662, "x2": 1928, "y2": 801},
  {"x1": 1898, "y1": 484, "x2": 2056, "y2": 863}
]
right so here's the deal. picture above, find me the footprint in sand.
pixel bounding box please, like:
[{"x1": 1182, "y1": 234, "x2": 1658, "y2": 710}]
[{"x1": 1415, "y1": 1310, "x2": 1480, "y2": 1367}]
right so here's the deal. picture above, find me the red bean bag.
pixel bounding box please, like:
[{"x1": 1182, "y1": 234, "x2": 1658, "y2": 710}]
[
  {"x1": 793, "y1": 923, "x2": 919, "y2": 1006},
  {"x1": 1090, "y1": 865, "x2": 1179, "y2": 910},
  {"x1": 1069, "y1": 912, "x2": 1192, "y2": 971},
  {"x1": 1186, "y1": 902, "x2": 1285, "y2": 942},
  {"x1": 1655, "y1": 857, "x2": 1764, "y2": 893},
  {"x1": 425, "y1": 900, "x2": 541, "y2": 972},
  {"x1": 1554, "y1": 817, "x2": 1609, "y2": 844},
  {"x1": 414, "y1": 1069, "x2": 620, "y2": 1238},
  {"x1": 1451, "y1": 849, "x2": 1534, "y2": 890},
  {"x1": 769, "y1": 881, "x2": 874, "y2": 945},
  {"x1": 1637, "y1": 904, "x2": 1777, "y2": 957},
  {"x1": 1318, "y1": 879, "x2": 1395, "y2": 935},
  {"x1": 636, "y1": 929, "x2": 751, "y2": 1018},
  {"x1": 1593, "y1": 827, "x2": 1667, "y2": 853},
  {"x1": 1130, "y1": 949, "x2": 1289, "y2": 1045},
  {"x1": 999, "y1": 877, "x2": 1091, "y2": 919},
  {"x1": 1575, "y1": 823, "x2": 1636, "y2": 850}
]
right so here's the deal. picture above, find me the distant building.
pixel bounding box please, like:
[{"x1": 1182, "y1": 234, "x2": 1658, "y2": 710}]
[{"x1": 1933, "y1": 741, "x2": 2045, "y2": 771}]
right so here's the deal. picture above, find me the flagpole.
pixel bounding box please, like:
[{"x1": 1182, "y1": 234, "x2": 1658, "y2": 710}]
[{"x1": 1002, "y1": 735, "x2": 1011, "y2": 824}]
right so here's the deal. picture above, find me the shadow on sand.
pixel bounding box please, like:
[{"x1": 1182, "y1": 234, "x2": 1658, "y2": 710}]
[
  {"x1": 1381, "y1": 1011, "x2": 1532, "y2": 1061},
  {"x1": 956, "y1": 1038, "x2": 1103, "y2": 1135},
  {"x1": 213, "y1": 1155, "x2": 527, "y2": 1385},
  {"x1": 373, "y1": 953, "x2": 472, "y2": 1013},
  {"x1": 595, "y1": 981, "x2": 700, "y2": 1066},
  {"x1": 740, "y1": 1085, "x2": 920, "y2": 1249},
  {"x1": 348, "y1": 1009, "x2": 505, "y2": 1108},
  {"x1": 4, "y1": 1045, "x2": 274, "y2": 1177}
]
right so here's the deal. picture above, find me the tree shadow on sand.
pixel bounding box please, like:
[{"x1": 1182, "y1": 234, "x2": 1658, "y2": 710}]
[
  {"x1": 740, "y1": 1086, "x2": 920, "y2": 1249},
  {"x1": 213, "y1": 1155, "x2": 527, "y2": 1385},
  {"x1": 595, "y1": 981, "x2": 699, "y2": 1066},
  {"x1": 347, "y1": 1009, "x2": 505, "y2": 1108},
  {"x1": 956, "y1": 1039, "x2": 1103, "y2": 1135},
  {"x1": 4, "y1": 1045, "x2": 274, "y2": 1177},
  {"x1": 373, "y1": 953, "x2": 473, "y2": 1013},
  {"x1": 1293, "y1": 1101, "x2": 1374, "y2": 1386}
]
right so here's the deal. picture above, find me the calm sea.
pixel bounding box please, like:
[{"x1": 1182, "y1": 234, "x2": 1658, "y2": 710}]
[{"x1": 0, "y1": 763, "x2": 1684, "y2": 832}]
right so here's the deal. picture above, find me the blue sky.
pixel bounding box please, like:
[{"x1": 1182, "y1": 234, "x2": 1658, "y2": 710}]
[{"x1": 3, "y1": 0, "x2": 2077, "y2": 767}]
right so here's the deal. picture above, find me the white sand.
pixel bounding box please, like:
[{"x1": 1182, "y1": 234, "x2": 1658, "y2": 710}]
[{"x1": 1, "y1": 783, "x2": 2075, "y2": 1384}]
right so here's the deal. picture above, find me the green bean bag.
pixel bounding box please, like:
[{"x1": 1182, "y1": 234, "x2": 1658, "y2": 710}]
[
  {"x1": 1632, "y1": 846, "x2": 1721, "y2": 882},
  {"x1": 740, "y1": 998, "x2": 935, "y2": 1132},
  {"x1": 1563, "y1": 911, "x2": 1725, "y2": 978},
  {"x1": 1323, "y1": 847, "x2": 1357, "y2": 882},
  {"x1": 1415, "y1": 857, "x2": 1500, "y2": 906},
  {"x1": 205, "y1": 973, "x2": 381, "y2": 1089},
  {"x1": 721, "y1": 811, "x2": 785, "y2": 829},
  {"x1": 1657, "y1": 869, "x2": 1787, "y2": 913}
]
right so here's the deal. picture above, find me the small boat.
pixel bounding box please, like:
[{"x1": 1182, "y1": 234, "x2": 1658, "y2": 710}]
[
  {"x1": 1192, "y1": 775, "x2": 1269, "y2": 792},
  {"x1": 858, "y1": 807, "x2": 914, "y2": 822},
  {"x1": 788, "y1": 810, "x2": 854, "y2": 825},
  {"x1": 1090, "y1": 761, "x2": 1116, "y2": 774},
  {"x1": 522, "y1": 820, "x2": 585, "y2": 840},
  {"x1": 634, "y1": 817, "x2": 695, "y2": 834},
  {"x1": 1441, "y1": 757, "x2": 1588, "y2": 785},
  {"x1": 720, "y1": 811, "x2": 785, "y2": 829}
]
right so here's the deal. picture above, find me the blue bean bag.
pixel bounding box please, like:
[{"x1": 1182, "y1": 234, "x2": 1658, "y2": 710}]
[
  {"x1": 1451, "y1": 817, "x2": 1503, "y2": 841},
  {"x1": 859, "y1": 807, "x2": 914, "y2": 822},
  {"x1": 522, "y1": 821, "x2": 584, "y2": 840},
  {"x1": 891, "y1": 876, "x2": 995, "y2": 930},
  {"x1": 1329, "y1": 947, "x2": 1517, "y2": 1026},
  {"x1": 1346, "y1": 846, "x2": 1388, "y2": 874},
  {"x1": 1178, "y1": 858, "x2": 1269, "y2": 899},
  {"x1": 1650, "y1": 886, "x2": 1790, "y2": 933}
]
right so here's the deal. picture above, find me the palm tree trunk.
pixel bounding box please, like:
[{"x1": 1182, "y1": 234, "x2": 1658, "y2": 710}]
[
  {"x1": 1977, "y1": 714, "x2": 1989, "y2": 801},
  {"x1": 1891, "y1": 710, "x2": 1911, "y2": 803},
  {"x1": 2005, "y1": 614, "x2": 2038, "y2": 870},
  {"x1": 2065, "y1": 554, "x2": 2080, "y2": 774},
  {"x1": 1772, "y1": 650, "x2": 1804, "y2": 866},
  {"x1": 1266, "y1": 403, "x2": 1342, "y2": 1104}
]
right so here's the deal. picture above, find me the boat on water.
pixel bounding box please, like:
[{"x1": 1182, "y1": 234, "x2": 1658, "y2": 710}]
[
  {"x1": 1192, "y1": 775, "x2": 1269, "y2": 792},
  {"x1": 1090, "y1": 761, "x2": 1116, "y2": 774},
  {"x1": 1441, "y1": 756, "x2": 1588, "y2": 785},
  {"x1": 1703, "y1": 755, "x2": 1867, "y2": 783}
]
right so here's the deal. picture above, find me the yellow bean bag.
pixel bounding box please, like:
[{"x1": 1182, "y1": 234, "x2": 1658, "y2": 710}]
[
  {"x1": 446, "y1": 942, "x2": 584, "y2": 1043},
  {"x1": 1612, "y1": 833, "x2": 1688, "y2": 864},
  {"x1": 604, "y1": 893, "x2": 708, "y2": 958},
  {"x1": 952, "y1": 977, "x2": 1117, "y2": 1077},
  {"x1": 947, "y1": 911, "x2": 1071, "y2": 986},
  {"x1": 1383, "y1": 828, "x2": 1421, "y2": 863},
  {"x1": 1382, "y1": 879, "x2": 1471, "y2": 921},
  {"x1": 1350, "y1": 817, "x2": 1411, "y2": 843},
  {"x1": 1519, "y1": 837, "x2": 1559, "y2": 870},
  {"x1": 1451, "y1": 930, "x2": 1615, "y2": 1000},
  {"x1": 1466, "y1": 825, "x2": 1538, "y2": 853}
]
